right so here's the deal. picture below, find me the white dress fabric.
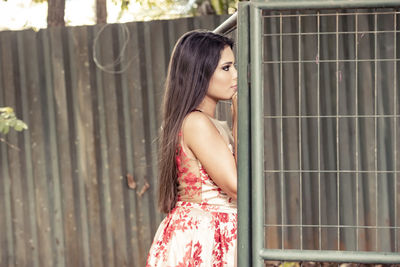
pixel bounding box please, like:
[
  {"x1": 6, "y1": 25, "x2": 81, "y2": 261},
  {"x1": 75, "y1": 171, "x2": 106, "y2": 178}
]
[{"x1": 146, "y1": 118, "x2": 237, "y2": 267}]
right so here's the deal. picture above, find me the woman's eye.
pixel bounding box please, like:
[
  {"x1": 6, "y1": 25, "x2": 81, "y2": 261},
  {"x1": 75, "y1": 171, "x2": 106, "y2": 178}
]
[{"x1": 222, "y1": 65, "x2": 230, "y2": 71}]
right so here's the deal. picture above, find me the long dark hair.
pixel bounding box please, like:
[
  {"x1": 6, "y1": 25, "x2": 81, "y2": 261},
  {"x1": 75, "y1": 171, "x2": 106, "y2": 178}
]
[{"x1": 158, "y1": 30, "x2": 233, "y2": 213}]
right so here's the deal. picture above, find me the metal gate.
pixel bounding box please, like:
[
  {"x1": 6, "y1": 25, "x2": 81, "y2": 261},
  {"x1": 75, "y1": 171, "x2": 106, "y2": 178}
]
[{"x1": 235, "y1": 0, "x2": 400, "y2": 266}]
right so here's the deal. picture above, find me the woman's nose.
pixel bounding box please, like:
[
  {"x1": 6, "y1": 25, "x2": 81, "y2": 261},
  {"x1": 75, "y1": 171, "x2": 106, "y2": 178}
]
[{"x1": 233, "y1": 66, "x2": 238, "y2": 80}]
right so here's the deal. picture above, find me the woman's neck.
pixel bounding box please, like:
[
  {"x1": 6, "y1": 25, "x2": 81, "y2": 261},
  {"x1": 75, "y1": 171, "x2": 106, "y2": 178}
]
[{"x1": 196, "y1": 97, "x2": 217, "y2": 118}]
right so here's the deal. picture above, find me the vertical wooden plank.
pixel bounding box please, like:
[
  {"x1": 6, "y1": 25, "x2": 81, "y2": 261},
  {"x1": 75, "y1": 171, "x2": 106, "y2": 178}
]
[
  {"x1": 83, "y1": 25, "x2": 105, "y2": 267},
  {"x1": 27, "y1": 29, "x2": 54, "y2": 267},
  {"x1": 124, "y1": 22, "x2": 150, "y2": 267},
  {"x1": 187, "y1": 16, "x2": 195, "y2": 30},
  {"x1": 65, "y1": 26, "x2": 92, "y2": 267},
  {"x1": 192, "y1": 15, "x2": 202, "y2": 29},
  {"x1": 105, "y1": 24, "x2": 129, "y2": 267},
  {"x1": 149, "y1": 20, "x2": 167, "y2": 120},
  {"x1": 113, "y1": 23, "x2": 132, "y2": 267},
  {"x1": 136, "y1": 21, "x2": 158, "y2": 251},
  {"x1": 113, "y1": 22, "x2": 138, "y2": 267},
  {"x1": 0, "y1": 32, "x2": 15, "y2": 267},
  {"x1": 9, "y1": 31, "x2": 31, "y2": 267},
  {"x1": 0, "y1": 132, "x2": 9, "y2": 267},
  {"x1": 88, "y1": 25, "x2": 117, "y2": 267},
  {"x1": 215, "y1": 14, "x2": 234, "y2": 122},
  {"x1": 91, "y1": 24, "x2": 115, "y2": 267},
  {"x1": 198, "y1": 14, "x2": 219, "y2": 30},
  {"x1": 166, "y1": 20, "x2": 176, "y2": 55},
  {"x1": 0, "y1": 131, "x2": 13, "y2": 267},
  {"x1": 68, "y1": 25, "x2": 103, "y2": 267},
  {"x1": 5, "y1": 30, "x2": 28, "y2": 266},
  {"x1": 41, "y1": 28, "x2": 66, "y2": 267},
  {"x1": 168, "y1": 17, "x2": 191, "y2": 43},
  {"x1": 161, "y1": 22, "x2": 172, "y2": 75},
  {"x1": 148, "y1": 20, "x2": 169, "y2": 226},
  {"x1": 0, "y1": 32, "x2": 5, "y2": 267},
  {"x1": 20, "y1": 29, "x2": 46, "y2": 267},
  {"x1": 50, "y1": 26, "x2": 81, "y2": 267},
  {"x1": 16, "y1": 30, "x2": 40, "y2": 267}
]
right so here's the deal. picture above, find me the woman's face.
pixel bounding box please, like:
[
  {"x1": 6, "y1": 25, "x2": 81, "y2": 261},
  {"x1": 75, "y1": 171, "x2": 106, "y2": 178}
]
[{"x1": 206, "y1": 46, "x2": 237, "y2": 102}]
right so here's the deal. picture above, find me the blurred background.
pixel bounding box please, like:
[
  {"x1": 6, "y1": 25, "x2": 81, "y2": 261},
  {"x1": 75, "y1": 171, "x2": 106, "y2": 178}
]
[
  {"x1": 0, "y1": 0, "x2": 238, "y2": 31},
  {"x1": 0, "y1": 1, "x2": 239, "y2": 266}
]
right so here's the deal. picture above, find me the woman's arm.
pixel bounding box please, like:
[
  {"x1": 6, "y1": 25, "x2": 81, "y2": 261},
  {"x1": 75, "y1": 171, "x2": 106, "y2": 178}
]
[{"x1": 183, "y1": 112, "x2": 237, "y2": 199}]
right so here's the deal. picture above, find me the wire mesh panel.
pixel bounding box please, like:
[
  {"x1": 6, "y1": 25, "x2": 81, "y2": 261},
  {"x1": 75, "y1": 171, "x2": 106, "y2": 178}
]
[
  {"x1": 241, "y1": 1, "x2": 400, "y2": 266},
  {"x1": 263, "y1": 7, "x2": 400, "y2": 252}
]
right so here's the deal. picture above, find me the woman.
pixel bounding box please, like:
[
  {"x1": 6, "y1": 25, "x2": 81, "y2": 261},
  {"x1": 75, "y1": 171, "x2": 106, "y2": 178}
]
[{"x1": 147, "y1": 30, "x2": 238, "y2": 267}]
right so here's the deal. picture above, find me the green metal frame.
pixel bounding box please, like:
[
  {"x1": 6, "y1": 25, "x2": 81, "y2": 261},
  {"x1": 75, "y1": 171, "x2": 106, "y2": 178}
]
[
  {"x1": 237, "y1": 0, "x2": 400, "y2": 266},
  {"x1": 249, "y1": 3, "x2": 265, "y2": 267},
  {"x1": 249, "y1": 0, "x2": 400, "y2": 9},
  {"x1": 237, "y1": 2, "x2": 252, "y2": 267}
]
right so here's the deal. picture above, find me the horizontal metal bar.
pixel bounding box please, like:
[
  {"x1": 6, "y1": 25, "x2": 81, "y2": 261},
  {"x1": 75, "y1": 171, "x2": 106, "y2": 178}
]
[
  {"x1": 250, "y1": 0, "x2": 400, "y2": 10},
  {"x1": 213, "y1": 12, "x2": 238, "y2": 35},
  {"x1": 264, "y1": 115, "x2": 400, "y2": 118},
  {"x1": 264, "y1": 30, "x2": 400, "y2": 36},
  {"x1": 260, "y1": 249, "x2": 400, "y2": 264},
  {"x1": 264, "y1": 170, "x2": 400, "y2": 173},
  {"x1": 264, "y1": 224, "x2": 400, "y2": 229},
  {"x1": 262, "y1": 10, "x2": 400, "y2": 18},
  {"x1": 264, "y1": 59, "x2": 400, "y2": 64}
]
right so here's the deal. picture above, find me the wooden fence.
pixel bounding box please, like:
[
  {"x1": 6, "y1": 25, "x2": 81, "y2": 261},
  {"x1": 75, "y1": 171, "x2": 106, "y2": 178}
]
[
  {"x1": 2, "y1": 8, "x2": 400, "y2": 267},
  {"x1": 0, "y1": 15, "x2": 229, "y2": 267}
]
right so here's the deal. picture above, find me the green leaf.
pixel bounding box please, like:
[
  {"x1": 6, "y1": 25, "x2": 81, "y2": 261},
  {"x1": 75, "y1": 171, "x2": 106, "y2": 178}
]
[
  {"x1": 14, "y1": 124, "x2": 23, "y2": 131},
  {"x1": 210, "y1": 0, "x2": 224, "y2": 14},
  {"x1": 14, "y1": 121, "x2": 28, "y2": 131},
  {"x1": 0, "y1": 107, "x2": 14, "y2": 114},
  {"x1": 0, "y1": 106, "x2": 28, "y2": 135},
  {"x1": 8, "y1": 118, "x2": 16, "y2": 128},
  {"x1": 2, "y1": 125, "x2": 9, "y2": 135}
]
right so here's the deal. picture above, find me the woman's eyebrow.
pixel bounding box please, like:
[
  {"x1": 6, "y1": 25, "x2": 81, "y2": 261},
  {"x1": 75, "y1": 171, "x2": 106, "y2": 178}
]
[{"x1": 221, "y1": 61, "x2": 234, "y2": 65}]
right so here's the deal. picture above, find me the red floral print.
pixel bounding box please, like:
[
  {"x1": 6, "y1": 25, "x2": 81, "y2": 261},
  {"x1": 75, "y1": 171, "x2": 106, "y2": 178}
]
[{"x1": 147, "y1": 123, "x2": 237, "y2": 267}]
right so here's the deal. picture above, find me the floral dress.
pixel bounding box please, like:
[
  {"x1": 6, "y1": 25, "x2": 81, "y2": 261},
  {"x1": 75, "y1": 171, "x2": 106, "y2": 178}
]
[{"x1": 146, "y1": 118, "x2": 237, "y2": 267}]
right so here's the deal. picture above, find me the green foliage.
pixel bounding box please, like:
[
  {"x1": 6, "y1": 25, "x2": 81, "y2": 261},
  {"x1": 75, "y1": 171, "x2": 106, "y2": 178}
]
[
  {"x1": 112, "y1": 0, "x2": 130, "y2": 11},
  {"x1": 0, "y1": 107, "x2": 28, "y2": 135},
  {"x1": 137, "y1": 0, "x2": 174, "y2": 8},
  {"x1": 111, "y1": 0, "x2": 175, "y2": 12},
  {"x1": 210, "y1": 0, "x2": 237, "y2": 15}
]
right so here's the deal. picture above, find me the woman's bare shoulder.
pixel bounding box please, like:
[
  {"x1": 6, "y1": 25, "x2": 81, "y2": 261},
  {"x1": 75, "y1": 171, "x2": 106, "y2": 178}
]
[{"x1": 182, "y1": 112, "x2": 218, "y2": 138}]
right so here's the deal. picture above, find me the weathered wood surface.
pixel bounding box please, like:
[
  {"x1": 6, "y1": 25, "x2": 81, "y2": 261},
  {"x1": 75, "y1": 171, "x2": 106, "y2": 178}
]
[{"x1": 0, "y1": 15, "x2": 229, "y2": 267}]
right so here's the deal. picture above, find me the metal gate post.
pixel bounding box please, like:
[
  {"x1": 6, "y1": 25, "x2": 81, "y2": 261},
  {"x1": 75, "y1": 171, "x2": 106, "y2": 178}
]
[
  {"x1": 248, "y1": 0, "x2": 400, "y2": 264},
  {"x1": 250, "y1": 3, "x2": 264, "y2": 267},
  {"x1": 237, "y1": 2, "x2": 252, "y2": 267}
]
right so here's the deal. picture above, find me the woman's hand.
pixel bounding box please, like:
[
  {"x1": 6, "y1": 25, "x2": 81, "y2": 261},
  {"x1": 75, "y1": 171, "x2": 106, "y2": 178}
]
[
  {"x1": 231, "y1": 92, "x2": 238, "y2": 120},
  {"x1": 231, "y1": 92, "x2": 238, "y2": 163}
]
